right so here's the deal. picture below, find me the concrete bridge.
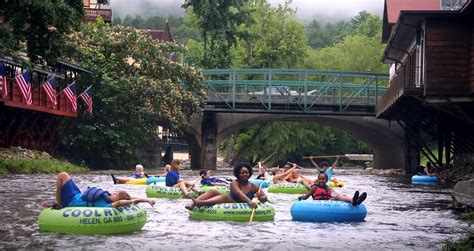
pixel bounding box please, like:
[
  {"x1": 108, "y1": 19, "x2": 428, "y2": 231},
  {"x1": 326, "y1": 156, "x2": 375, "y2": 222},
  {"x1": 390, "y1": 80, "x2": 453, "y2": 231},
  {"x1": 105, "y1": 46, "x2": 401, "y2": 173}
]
[
  {"x1": 184, "y1": 113, "x2": 408, "y2": 171},
  {"x1": 177, "y1": 69, "x2": 415, "y2": 171}
]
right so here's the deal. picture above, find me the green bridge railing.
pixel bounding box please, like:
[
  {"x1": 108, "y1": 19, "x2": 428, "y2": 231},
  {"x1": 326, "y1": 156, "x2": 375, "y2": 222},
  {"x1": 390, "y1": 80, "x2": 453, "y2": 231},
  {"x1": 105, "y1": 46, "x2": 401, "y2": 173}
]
[{"x1": 202, "y1": 69, "x2": 389, "y2": 115}]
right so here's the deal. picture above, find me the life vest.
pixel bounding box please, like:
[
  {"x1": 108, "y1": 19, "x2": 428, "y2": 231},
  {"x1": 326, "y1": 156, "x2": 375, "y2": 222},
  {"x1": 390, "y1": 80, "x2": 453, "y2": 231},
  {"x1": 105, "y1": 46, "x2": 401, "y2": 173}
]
[
  {"x1": 311, "y1": 185, "x2": 332, "y2": 200},
  {"x1": 81, "y1": 187, "x2": 112, "y2": 207}
]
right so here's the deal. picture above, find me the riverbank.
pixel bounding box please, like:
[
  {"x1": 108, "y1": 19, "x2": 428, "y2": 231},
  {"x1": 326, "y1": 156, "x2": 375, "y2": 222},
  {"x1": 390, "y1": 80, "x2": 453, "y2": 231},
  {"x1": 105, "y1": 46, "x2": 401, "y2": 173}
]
[
  {"x1": 443, "y1": 211, "x2": 473, "y2": 249},
  {"x1": 0, "y1": 147, "x2": 88, "y2": 175},
  {"x1": 364, "y1": 165, "x2": 474, "y2": 184}
]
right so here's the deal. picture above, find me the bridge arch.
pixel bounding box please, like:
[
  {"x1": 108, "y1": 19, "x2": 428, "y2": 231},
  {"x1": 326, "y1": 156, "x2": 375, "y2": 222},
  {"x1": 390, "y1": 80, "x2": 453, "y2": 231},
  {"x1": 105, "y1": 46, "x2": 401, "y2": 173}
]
[{"x1": 187, "y1": 112, "x2": 407, "y2": 170}]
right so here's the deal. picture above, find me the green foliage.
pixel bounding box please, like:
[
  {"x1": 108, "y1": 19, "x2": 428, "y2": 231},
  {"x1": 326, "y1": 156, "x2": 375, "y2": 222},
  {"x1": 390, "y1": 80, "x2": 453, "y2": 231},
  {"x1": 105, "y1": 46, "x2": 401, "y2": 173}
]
[
  {"x1": 304, "y1": 34, "x2": 386, "y2": 73},
  {"x1": 305, "y1": 11, "x2": 374, "y2": 49},
  {"x1": 461, "y1": 211, "x2": 474, "y2": 225},
  {"x1": 233, "y1": 122, "x2": 369, "y2": 165},
  {"x1": 185, "y1": 39, "x2": 205, "y2": 67},
  {"x1": 182, "y1": 0, "x2": 252, "y2": 68},
  {"x1": 441, "y1": 211, "x2": 473, "y2": 250},
  {"x1": 0, "y1": 0, "x2": 83, "y2": 65},
  {"x1": 356, "y1": 15, "x2": 383, "y2": 38},
  {"x1": 63, "y1": 20, "x2": 205, "y2": 169},
  {"x1": 442, "y1": 231, "x2": 473, "y2": 251},
  {"x1": 303, "y1": 14, "x2": 387, "y2": 73},
  {"x1": 305, "y1": 20, "x2": 351, "y2": 49},
  {"x1": 232, "y1": 0, "x2": 307, "y2": 68},
  {"x1": 221, "y1": 6, "x2": 377, "y2": 164},
  {"x1": 0, "y1": 157, "x2": 87, "y2": 175},
  {"x1": 112, "y1": 16, "x2": 122, "y2": 25}
]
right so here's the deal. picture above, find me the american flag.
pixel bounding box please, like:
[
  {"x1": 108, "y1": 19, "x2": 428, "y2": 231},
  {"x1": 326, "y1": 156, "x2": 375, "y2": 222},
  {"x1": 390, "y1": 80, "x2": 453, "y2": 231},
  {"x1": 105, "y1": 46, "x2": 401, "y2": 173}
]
[
  {"x1": 63, "y1": 82, "x2": 77, "y2": 112},
  {"x1": 0, "y1": 63, "x2": 7, "y2": 97},
  {"x1": 79, "y1": 86, "x2": 93, "y2": 116},
  {"x1": 14, "y1": 71, "x2": 32, "y2": 106},
  {"x1": 41, "y1": 76, "x2": 57, "y2": 106}
]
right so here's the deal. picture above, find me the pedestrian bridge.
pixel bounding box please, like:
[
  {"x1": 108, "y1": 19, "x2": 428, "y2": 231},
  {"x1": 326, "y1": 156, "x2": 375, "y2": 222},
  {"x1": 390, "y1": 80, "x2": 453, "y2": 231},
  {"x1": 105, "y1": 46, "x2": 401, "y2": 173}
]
[
  {"x1": 182, "y1": 69, "x2": 409, "y2": 172},
  {"x1": 202, "y1": 69, "x2": 389, "y2": 116}
]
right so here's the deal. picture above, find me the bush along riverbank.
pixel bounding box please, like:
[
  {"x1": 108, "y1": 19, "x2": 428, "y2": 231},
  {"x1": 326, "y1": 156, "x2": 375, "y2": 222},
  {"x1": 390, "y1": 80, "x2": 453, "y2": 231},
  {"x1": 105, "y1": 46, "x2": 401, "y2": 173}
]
[
  {"x1": 0, "y1": 147, "x2": 88, "y2": 175},
  {"x1": 442, "y1": 211, "x2": 473, "y2": 250}
]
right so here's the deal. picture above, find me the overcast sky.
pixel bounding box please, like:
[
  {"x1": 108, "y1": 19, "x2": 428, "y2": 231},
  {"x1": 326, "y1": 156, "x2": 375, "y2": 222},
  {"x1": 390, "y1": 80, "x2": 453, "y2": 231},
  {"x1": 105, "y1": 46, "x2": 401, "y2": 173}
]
[{"x1": 109, "y1": 0, "x2": 384, "y2": 22}]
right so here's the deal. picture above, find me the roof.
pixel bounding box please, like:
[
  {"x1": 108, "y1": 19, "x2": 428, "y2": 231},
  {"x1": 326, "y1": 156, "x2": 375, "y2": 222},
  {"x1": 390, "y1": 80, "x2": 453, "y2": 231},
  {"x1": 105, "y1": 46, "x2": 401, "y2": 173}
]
[
  {"x1": 381, "y1": 0, "x2": 473, "y2": 63},
  {"x1": 382, "y1": 0, "x2": 441, "y2": 42},
  {"x1": 386, "y1": 0, "x2": 441, "y2": 24},
  {"x1": 381, "y1": 11, "x2": 458, "y2": 63},
  {"x1": 142, "y1": 23, "x2": 173, "y2": 42}
]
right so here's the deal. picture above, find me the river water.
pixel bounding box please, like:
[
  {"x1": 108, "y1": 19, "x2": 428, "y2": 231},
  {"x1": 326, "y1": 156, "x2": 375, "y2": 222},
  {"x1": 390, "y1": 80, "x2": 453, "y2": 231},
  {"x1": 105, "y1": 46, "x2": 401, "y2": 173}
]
[{"x1": 0, "y1": 168, "x2": 471, "y2": 250}]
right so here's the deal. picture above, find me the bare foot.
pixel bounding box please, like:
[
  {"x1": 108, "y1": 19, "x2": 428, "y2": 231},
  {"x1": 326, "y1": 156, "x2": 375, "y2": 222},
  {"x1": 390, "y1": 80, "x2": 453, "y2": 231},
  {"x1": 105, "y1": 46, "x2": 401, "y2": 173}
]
[
  {"x1": 42, "y1": 200, "x2": 55, "y2": 208},
  {"x1": 192, "y1": 197, "x2": 205, "y2": 207}
]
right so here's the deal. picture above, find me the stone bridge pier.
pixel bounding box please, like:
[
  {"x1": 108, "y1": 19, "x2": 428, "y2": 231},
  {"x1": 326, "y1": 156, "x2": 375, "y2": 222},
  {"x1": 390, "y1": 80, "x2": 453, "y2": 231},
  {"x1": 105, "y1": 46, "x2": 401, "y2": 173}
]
[{"x1": 184, "y1": 112, "x2": 417, "y2": 172}]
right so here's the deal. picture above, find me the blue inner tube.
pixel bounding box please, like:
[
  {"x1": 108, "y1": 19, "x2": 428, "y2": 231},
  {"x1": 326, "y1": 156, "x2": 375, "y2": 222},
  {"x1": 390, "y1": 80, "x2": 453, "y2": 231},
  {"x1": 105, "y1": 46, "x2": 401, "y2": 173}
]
[
  {"x1": 146, "y1": 176, "x2": 166, "y2": 184},
  {"x1": 291, "y1": 200, "x2": 367, "y2": 222},
  {"x1": 411, "y1": 175, "x2": 438, "y2": 185},
  {"x1": 249, "y1": 179, "x2": 271, "y2": 188}
]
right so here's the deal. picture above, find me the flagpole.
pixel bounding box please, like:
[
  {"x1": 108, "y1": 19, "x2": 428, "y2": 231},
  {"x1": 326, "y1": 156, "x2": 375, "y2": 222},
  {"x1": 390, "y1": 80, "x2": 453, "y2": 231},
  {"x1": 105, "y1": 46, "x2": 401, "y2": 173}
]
[
  {"x1": 57, "y1": 81, "x2": 75, "y2": 96},
  {"x1": 79, "y1": 85, "x2": 92, "y2": 97}
]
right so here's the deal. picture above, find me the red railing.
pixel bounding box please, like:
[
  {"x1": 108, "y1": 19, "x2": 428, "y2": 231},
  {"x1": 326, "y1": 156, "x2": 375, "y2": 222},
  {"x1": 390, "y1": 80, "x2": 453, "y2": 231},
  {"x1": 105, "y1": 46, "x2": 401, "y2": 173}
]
[
  {"x1": 84, "y1": 8, "x2": 112, "y2": 23},
  {"x1": 1, "y1": 79, "x2": 77, "y2": 118}
]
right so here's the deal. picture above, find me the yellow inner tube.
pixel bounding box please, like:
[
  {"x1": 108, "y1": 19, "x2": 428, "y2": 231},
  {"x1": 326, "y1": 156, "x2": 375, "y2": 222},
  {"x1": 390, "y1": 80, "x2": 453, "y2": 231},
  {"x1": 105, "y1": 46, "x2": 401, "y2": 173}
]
[{"x1": 125, "y1": 178, "x2": 147, "y2": 185}]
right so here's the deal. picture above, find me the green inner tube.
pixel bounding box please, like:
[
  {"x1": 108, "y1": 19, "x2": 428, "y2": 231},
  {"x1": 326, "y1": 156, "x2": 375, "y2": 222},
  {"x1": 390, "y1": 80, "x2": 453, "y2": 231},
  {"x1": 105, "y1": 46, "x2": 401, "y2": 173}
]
[
  {"x1": 200, "y1": 185, "x2": 230, "y2": 195},
  {"x1": 37, "y1": 205, "x2": 147, "y2": 235},
  {"x1": 189, "y1": 202, "x2": 275, "y2": 222},
  {"x1": 268, "y1": 183, "x2": 309, "y2": 194},
  {"x1": 146, "y1": 183, "x2": 186, "y2": 198}
]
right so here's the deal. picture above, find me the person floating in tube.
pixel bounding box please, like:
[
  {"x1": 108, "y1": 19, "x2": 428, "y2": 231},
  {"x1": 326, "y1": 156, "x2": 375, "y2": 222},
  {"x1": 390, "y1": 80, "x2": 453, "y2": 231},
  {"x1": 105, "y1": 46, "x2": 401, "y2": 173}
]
[
  {"x1": 185, "y1": 162, "x2": 267, "y2": 210},
  {"x1": 43, "y1": 172, "x2": 156, "y2": 209}
]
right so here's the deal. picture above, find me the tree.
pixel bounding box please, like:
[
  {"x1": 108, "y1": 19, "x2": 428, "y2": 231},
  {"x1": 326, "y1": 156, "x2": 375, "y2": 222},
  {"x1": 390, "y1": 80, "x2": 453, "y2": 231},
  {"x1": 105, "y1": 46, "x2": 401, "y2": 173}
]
[
  {"x1": 64, "y1": 20, "x2": 205, "y2": 168},
  {"x1": 112, "y1": 16, "x2": 122, "y2": 25},
  {"x1": 305, "y1": 34, "x2": 386, "y2": 73},
  {"x1": 182, "y1": 0, "x2": 252, "y2": 68},
  {"x1": 230, "y1": 122, "x2": 368, "y2": 166},
  {"x1": 122, "y1": 15, "x2": 134, "y2": 26},
  {"x1": 232, "y1": 0, "x2": 307, "y2": 68},
  {"x1": 225, "y1": 10, "x2": 381, "y2": 164},
  {"x1": 350, "y1": 10, "x2": 370, "y2": 28},
  {"x1": 131, "y1": 15, "x2": 145, "y2": 28},
  {"x1": 0, "y1": 0, "x2": 83, "y2": 65},
  {"x1": 184, "y1": 39, "x2": 204, "y2": 67},
  {"x1": 356, "y1": 15, "x2": 382, "y2": 38},
  {"x1": 305, "y1": 19, "x2": 351, "y2": 49},
  {"x1": 304, "y1": 14, "x2": 386, "y2": 73}
]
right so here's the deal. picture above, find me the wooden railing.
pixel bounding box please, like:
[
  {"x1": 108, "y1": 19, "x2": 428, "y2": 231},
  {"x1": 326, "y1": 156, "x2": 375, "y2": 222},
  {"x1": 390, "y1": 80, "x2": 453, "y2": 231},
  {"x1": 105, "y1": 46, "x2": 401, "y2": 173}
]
[
  {"x1": 84, "y1": 8, "x2": 112, "y2": 23},
  {"x1": 376, "y1": 49, "x2": 423, "y2": 116}
]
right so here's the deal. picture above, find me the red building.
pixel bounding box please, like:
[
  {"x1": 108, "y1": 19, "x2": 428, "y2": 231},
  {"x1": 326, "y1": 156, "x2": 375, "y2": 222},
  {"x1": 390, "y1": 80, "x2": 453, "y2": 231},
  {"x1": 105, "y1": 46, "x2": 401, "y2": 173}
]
[
  {"x1": 0, "y1": 58, "x2": 92, "y2": 153},
  {"x1": 141, "y1": 22, "x2": 174, "y2": 42}
]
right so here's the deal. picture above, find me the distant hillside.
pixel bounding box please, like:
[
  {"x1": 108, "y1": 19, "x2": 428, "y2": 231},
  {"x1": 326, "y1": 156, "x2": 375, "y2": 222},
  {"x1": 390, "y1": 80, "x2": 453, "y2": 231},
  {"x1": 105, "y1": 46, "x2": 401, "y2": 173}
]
[
  {"x1": 110, "y1": 0, "x2": 186, "y2": 18},
  {"x1": 108, "y1": 0, "x2": 383, "y2": 22}
]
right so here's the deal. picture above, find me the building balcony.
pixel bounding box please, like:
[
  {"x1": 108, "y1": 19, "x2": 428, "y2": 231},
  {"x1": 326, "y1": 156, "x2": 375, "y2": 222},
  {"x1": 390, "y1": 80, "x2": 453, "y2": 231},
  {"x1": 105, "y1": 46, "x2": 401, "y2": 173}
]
[
  {"x1": 84, "y1": 7, "x2": 112, "y2": 23},
  {"x1": 376, "y1": 51, "x2": 423, "y2": 118}
]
